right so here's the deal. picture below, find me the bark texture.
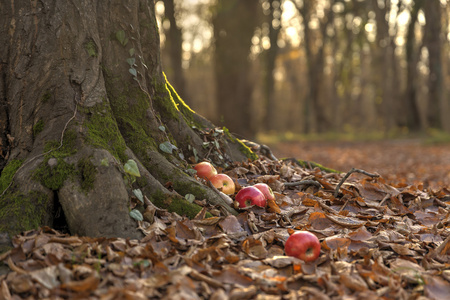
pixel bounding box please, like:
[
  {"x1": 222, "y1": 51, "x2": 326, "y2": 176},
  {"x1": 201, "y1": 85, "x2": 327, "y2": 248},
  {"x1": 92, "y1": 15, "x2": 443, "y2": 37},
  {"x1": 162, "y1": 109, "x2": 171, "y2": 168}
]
[
  {"x1": 0, "y1": 1, "x2": 249, "y2": 239},
  {"x1": 213, "y1": 0, "x2": 260, "y2": 139}
]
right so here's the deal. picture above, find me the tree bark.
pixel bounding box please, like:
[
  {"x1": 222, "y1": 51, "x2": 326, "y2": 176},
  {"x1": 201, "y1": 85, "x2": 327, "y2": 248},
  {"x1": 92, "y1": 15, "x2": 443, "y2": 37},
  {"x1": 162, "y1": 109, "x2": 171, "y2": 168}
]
[
  {"x1": 163, "y1": 0, "x2": 186, "y2": 96},
  {"x1": 295, "y1": 0, "x2": 333, "y2": 133},
  {"x1": 372, "y1": 0, "x2": 397, "y2": 133},
  {"x1": 0, "y1": 0, "x2": 250, "y2": 239},
  {"x1": 212, "y1": 0, "x2": 260, "y2": 139},
  {"x1": 404, "y1": 0, "x2": 424, "y2": 132},
  {"x1": 423, "y1": 0, "x2": 443, "y2": 129},
  {"x1": 262, "y1": 0, "x2": 281, "y2": 132}
]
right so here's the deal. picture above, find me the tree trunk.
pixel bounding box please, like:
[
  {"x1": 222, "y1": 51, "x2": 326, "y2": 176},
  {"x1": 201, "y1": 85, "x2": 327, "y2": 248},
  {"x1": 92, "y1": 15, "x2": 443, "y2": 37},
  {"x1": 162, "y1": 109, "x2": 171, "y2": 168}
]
[
  {"x1": 0, "y1": 0, "x2": 251, "y2": 239},
  {"x1": 262, "y1": 0, "x2": 281, "y2": 132},
  {"x1": 163, "y1": 0, "x2": 186, "y2": 97},
  {"x1": 404, "y1": 0, "x2": 424, "y2": 132},
  {"x1": 212, "y1": 0, "x2": 260, "y2": 139},
  {"x1": 295, "y1": 0, "x2": 333, "y2": 133},
  {"x1": 423, "y1": 0, "x2": 443, "y2": 129},
  {"x1": 372, "y1": 0, "x2": 397, "y2": 133}
]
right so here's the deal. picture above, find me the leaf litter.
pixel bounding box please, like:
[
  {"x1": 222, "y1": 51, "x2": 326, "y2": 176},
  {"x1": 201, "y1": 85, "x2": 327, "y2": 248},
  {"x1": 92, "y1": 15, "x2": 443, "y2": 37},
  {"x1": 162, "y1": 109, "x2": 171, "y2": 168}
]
[{"x1": 1, "y1": 154, "x2": 450, "y2": 299}]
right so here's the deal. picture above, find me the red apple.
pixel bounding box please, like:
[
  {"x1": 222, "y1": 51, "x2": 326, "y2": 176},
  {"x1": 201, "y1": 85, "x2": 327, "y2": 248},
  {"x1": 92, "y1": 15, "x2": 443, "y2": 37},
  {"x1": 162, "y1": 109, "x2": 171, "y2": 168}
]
[
  {"x1": 194, "y1": 162, "x2": 217, "y2": 180},
  {"x1": 235, "y1": 186, "x2": 266, "y2": 208},
  {"x1": 253, "y1": 183, "x2": 275, "y2": 201},
  {"x1": 285, "y1": 231, "x2": 321, "y2": 262},
  {"x1": 210, "y1": 174, "x2": 235, "y2": 195}
]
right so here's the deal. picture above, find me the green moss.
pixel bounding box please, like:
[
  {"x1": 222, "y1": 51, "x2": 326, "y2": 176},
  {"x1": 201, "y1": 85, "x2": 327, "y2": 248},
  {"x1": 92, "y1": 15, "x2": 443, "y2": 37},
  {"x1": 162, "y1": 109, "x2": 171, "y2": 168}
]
[
  {"x1": 41, "y1": 90, "x2": 51, "y2": 103},
  {"x1": 83, "y1": 103, "x2": 128, "y2": 162},
  {"x1": 103, "y1": 73, "x2": 160, "y2": 159},
  {"x1": 34, "y1": 158, "x2": 76, "y2": 190},
  {"x1": 153, "y1": 76, "x2": 180, "y2": 122},
  {"x1": 223, "y1": 127, "x2": 258, "y2": 161},
  {"x1": 85, "y1": 40, "x2": 97, "y2": 57},
  {"x1": 163, "y1": 73, "x2": 197, "y2": 124},
  {"x1": 77, "y1": 157, "x2": 97, "y2": 191},
  {"x1": 150, "y1": 190, "x2": 204, "y2": 219},
  {"x1": 0, "y1": 159, "x2": 23, "y2": 194},
  {"x1": 33, "y1": 129, "x2": 79, "y2": 190},
  {"x1": 0, "y1": 190, "x2": 50, "y2": 236},
  {"x1": 44, "y1": 129, "x2": 78, "y2": 158},
  {"x1": 33, "y1": 119, "x2": 44, "y2": 137}
]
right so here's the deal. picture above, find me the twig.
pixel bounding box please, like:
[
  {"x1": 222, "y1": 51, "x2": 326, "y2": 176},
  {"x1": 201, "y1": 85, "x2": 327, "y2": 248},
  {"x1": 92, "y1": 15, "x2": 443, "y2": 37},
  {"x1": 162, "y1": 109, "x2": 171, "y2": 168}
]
[
  {"x1": 378, "y1": 193, "x2": 390, "y2": 207},
  {"x1": 284, "y1": 180, "x2": 322, "y2": 188},
  {"x1": 339, "y1": 199, "x2": 349, "y2": 213},
  {"x1": 334, "y1": 168, "x2": 379, "y2": 198},
  {"x1": 259, "y1": 144, "x2": 278, "y2": 160}
]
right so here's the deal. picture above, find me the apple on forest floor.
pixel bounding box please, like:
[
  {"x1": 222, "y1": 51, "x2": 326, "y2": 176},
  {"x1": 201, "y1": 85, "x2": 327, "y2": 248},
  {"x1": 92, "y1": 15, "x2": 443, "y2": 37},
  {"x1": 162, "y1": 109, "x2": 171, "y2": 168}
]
[
  {"x1": 210, "y1": 174, "x2": 236, "y2": 195},
  {"x1": 284, "y1": 231, "x2": 321, "y2": 262},
  {"x1": 235, "y1": 186, "x2": 267, "y2": 208},
  {"x1": 194, "y1": 161, "x2": 217, "y2": 180},
  {"x1": 253, "y1": 183, "x2": 275, "y2": 201}
]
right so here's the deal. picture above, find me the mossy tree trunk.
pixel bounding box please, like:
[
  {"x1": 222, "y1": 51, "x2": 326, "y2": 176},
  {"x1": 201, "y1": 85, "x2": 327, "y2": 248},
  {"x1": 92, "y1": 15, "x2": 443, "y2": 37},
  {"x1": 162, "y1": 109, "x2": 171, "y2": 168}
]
[{"x1": 0, "y1": 0, "x2": 251, "y2": 239}]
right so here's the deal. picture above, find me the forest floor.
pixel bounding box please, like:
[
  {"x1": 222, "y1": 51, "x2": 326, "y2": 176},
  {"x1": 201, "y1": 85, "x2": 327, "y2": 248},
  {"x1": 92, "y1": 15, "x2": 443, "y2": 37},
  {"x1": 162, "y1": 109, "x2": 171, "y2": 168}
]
[
  {"x1": 1, "y1": 139, "x2": 450, "y2": 299},
  {"x1": 266, "y1": 139, "x2": 450, "y2": 190}
]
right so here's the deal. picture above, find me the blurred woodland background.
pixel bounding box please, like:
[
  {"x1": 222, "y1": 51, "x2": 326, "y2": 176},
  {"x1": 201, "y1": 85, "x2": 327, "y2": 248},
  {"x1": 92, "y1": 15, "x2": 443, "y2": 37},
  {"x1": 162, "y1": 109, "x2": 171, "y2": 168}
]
[{"x1": 156, "y1": 0, "x2": 450, "y2": 141}]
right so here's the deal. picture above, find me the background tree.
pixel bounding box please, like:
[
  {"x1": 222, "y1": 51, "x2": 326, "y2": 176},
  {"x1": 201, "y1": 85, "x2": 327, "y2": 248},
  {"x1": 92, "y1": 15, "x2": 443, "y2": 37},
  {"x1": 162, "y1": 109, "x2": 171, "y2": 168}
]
[
  {"x1": 261, "y1": 0, "x2": 282, "y2": 132},
  {"x1": 404, "y1": 0, "x2": 424, "y2": 132},
  {"x1": 212, "y1": 0, "x2": 261, "y2": 139},
  {"x1": 163, "y1": 0, "x2": 186, "y2": 96},
  {"x1": 371, "y1": 0, "x2": 399, "y2": 132},
  {"x1": 423, "y1": 0, "x2": 443, "y2": 130},
  {"x1": 0, "y1": 0, "x2": 251, "y2": 239},
  {"x1": 158, "y1": 0, "x2": 449, "y2": 137},
  {"x1": 294, "y1": 0, "x2": 334, "y2": 133}
]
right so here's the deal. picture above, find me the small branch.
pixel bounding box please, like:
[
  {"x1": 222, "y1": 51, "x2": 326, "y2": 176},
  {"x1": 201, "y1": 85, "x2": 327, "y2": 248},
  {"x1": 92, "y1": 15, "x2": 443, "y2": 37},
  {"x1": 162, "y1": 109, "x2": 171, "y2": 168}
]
[
  {"x1": 241, "y1": 140, "x2": 278, "y2": 160},
  {"x1": 284, "y1": 180, "x2": 322, "y2": 188},
  {"x1": 259, "y1": 144, "x2": 278, "y2": 160},
  {"x1": 334, "y1": 168, "x2": 379, "y2": 198},
  {"x1": 378, "y1": 193, "x2": 390, "y2": 207}
]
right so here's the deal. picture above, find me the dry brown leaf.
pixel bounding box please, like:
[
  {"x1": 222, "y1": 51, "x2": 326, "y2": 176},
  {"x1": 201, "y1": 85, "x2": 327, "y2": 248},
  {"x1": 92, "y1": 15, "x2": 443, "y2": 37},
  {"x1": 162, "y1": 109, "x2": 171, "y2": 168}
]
[
  {"x1": 424, "y1": 275, "x2": 450, "y2": 299},
  {"x1": 218, "y1": 215, "x2": 243, "y2": 234},
  {"x1": 339, "y1": 273, "x2": 368, "y2": 292},
  {"x1": 389, "y1": 243, "x2": 417, "y2": 256},
  {"x1": 61, "y1": 274, "x2": 100, "y2": 292},
  {"x1": 326, "y1": 213, "x2": 367, "y2": 228},
  {"x1": 309, "y1": 212, "x2": 335, "y2": 230}
]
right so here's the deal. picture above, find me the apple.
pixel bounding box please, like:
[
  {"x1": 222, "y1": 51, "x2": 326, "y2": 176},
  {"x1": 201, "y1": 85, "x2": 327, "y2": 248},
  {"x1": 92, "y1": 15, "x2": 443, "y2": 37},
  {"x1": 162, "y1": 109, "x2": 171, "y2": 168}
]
[
  {"x1": 210, "y1": 174, "x2": 236, "y2": 195},
  {"x1": 194, "y1": 162, "x2": 217, "y2": 180},
  {"x1": 253, "y1": 183, "x2": 275, "y2": 201},
  {"x1": 285, "y1": 231, "x2": 321, "y2": 262},
  {"x1": 235, "y1": 186, "x2": 266, "y2": 208}
]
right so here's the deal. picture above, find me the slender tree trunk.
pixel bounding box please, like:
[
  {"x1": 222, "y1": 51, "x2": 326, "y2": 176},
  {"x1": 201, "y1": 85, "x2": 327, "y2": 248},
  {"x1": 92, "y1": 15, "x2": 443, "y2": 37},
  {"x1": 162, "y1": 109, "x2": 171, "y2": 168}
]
[
  {"x1": 423, "y1": 0, "x2": 443, "y2": 129},
  {"x1": 295, "y1": 0, "x2": 332, "y2": 133},
  {"x1": 372, "y1": 0, "x2": 396, "y2": 133},
  {"x1": 212, "y1": 0, "x2": 260, "y2": 139},
  {"x1": 0, "y1": 0, "x2": 249, "y2": 239},
  {"x1": 404, "y1": 0, "x2": 424, "y2": 132},
  {"x1": 262, "y1": 0, "x2": 281, "y2": 132},
  {"x1": 163, "y1": 0, "x2": 186, "y2": 96}
]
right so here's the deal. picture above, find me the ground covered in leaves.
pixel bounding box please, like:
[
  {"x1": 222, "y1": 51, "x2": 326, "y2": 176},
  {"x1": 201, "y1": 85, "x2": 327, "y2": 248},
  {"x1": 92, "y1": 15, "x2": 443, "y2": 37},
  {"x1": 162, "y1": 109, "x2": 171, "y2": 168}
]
[
  {"x1": 268, "y1": 139, "x2": 450, "y2": 190},
  {"x1": 1, "y1": 142, "x2": 450, "y2": 299}
]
